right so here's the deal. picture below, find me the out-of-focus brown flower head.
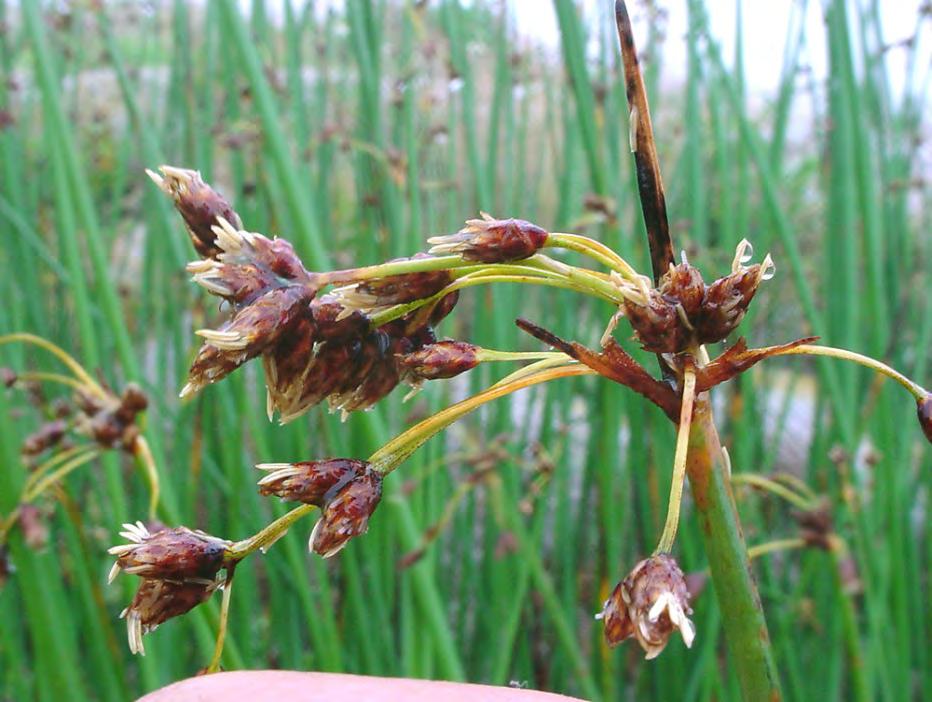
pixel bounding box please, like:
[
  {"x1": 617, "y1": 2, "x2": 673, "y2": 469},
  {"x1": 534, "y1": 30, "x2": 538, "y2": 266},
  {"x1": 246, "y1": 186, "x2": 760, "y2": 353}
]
[
  {"x1": 427, "y1": 212, "x2": 549, "y2": 263},
  {"x1": 146, "y1": 166, "x2": 241, "y2": 259},
  {"x1": 257, "y1": 458, "x2": 367, "y2": 506},
  {"x1": 107, "y1": 521, "x2": 230, "y2": 584},
  {"x1": 21, "y1": 419, "x2": 68, "y2": 456},
  {"x1": 397, "y1": 340, "x2": 481, "y2": 383},
  {"x1": 18, "y1": 505, "x2": 49, "y2": 550},
  {"x1": 597, "y1": 554, "x2": 695, "y2": 659},
  {"x1": 121, "y1": 576, "x2": 221, "y2": 655},
  {"x1": 309, "y1": 464, "x2": 383, "y2": 558},
  {"x1": 73, "y1": 384, "x2": 149, "y2": 452},
  {"x1": 793, "y1": 501, "x2": 835, "y2": 551}
]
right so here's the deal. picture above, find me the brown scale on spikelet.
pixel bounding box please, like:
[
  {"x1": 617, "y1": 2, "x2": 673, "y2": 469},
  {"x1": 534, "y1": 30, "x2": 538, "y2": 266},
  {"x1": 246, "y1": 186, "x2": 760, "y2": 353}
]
[
  {"x1": 332, "y1": 254, "x2": 454, "y2": 312},
  {"x1": 427, "y1": 213, "x2": 549, "y2": 263}
]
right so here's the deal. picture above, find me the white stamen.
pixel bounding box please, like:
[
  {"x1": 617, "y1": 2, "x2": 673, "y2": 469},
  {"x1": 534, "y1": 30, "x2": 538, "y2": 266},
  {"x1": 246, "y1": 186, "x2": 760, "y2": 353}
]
[
  {"x1": 760, "y1": 254, "x2": 775, "y2": 281},
  {"x1": 195, "y1": 328, "x2": 249, "y2": 350},
  {"x1": 731, "y1": 238, "x2": 754, "y2": 273}
]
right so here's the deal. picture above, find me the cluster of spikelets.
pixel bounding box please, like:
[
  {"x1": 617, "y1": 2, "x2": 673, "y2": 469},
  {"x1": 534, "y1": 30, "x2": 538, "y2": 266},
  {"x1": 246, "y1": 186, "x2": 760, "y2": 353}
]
[
  {"x1": 132, "y1": 164, "x2": 932, "y2": 664},
  {"x1": 148, "y1": 167, "x2": 489, "y2": 423},
  {"x1": 107, "y1": 458, "x2": 386, "y2": 653},
  {"x1": 3, "y1": 369, "x2": 149, "y2": 460},
  {"x1": 616, "y1": 242, "x2": 774, "y2": 354},
  {"x1": 128, "y1": 164, "x2": 787, "y2": 661}
]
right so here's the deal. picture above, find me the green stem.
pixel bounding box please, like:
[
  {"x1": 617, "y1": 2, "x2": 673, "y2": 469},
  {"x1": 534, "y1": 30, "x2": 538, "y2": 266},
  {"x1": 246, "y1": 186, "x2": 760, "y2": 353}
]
[
  {"x1": 369, "y1": 364, "x2": 595, "y2": 473},
  {"x1": 370, "y1": 272, "x2": 620, "y2": 328},
  {"x1": 226, "y1": 504, "x2": 316, "y2": 561},
  {"x1": 655, "y1": 361, "x2": 696, "y2": 554},
  {"x1": 546, "y1": 231, "x2": 641, "y2": 280},
  {"x1": 774, "y1": 343, "x2": 925, "y2": 400},
  {"x1": 686, "y1": 394, "x2": 783, "y2": 701},
  {"x1": 206, "y1": 574, "x2": 235, "y2": 673}
]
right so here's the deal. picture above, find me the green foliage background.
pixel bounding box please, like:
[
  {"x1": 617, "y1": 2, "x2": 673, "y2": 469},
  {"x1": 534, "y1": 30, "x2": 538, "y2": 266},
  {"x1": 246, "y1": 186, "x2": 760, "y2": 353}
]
[{"x1": 0, "y1": 1, "x2": 928, "y2": 700}]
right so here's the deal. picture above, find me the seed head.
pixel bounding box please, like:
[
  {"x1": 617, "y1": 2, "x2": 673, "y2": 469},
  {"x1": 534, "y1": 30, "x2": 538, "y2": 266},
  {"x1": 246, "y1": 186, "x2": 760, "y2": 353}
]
[
  {"x1": 658, "y1": 262, "x2": 705, "y2": 318},
  {"x1": 397, "y1": 340, "x2": 480, "y2": 382},
  {"x1": 121, "y1": 576, "x2": 221, "y2": 655},
  {"x1": 187, "y1": 220, "x2": 314, "y2": 310},
  {"x1": 256, "y1": 458, "x2": 366, "y2": 506},
  {"x1": 309, "y1": 466, "x2": 383, "y2": 558},
  {"x1": 427, "y1": 212, "x2": 549, "y2": 263},
  {"x1": 146, "y1": 165, "x2": 241, "y2": 260},
  {"x1": 597, "y1": 554, "x2": 695, "y2": 659},
  {"x1": 107, "y1": 521, "x2": 230, "y2": 584}
]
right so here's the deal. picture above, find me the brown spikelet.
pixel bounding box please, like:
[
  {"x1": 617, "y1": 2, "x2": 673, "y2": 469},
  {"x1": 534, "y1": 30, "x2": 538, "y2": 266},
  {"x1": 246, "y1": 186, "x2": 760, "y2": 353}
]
[
  {"x1": 256, "y1": 458, "x2": 365, "y2": 506},
  {"x1": 107, "y1": 522, "x2": 229, "y2": 583},
  {"x1": 309, "y1": 466, "x2": 383, "y2": 557},
  {"x1": 428, "y1": 213, "x2": 549, "y2": 263},
  {"x1": 397, "y1": 340, "x2": 480, "y2": 382},
  {"x1": 146, "y1": 166, "x2": 241, "y2": 259},
  {"x1": 598, "y1": 554, "x2": 695, "y2": 659}
]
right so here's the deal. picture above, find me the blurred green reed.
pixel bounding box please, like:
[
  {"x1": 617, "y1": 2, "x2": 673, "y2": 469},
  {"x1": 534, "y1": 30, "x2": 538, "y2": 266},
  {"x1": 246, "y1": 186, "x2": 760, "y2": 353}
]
[{"x1": 0, "y1": 1, "x2": 928, "y2": 700}]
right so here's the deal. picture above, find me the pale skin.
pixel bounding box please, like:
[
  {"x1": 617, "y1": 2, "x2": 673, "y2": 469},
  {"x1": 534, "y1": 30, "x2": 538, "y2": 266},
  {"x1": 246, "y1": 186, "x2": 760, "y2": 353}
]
[{"x1": 139, "y1": 671, "x2": 587, "y2": 702}]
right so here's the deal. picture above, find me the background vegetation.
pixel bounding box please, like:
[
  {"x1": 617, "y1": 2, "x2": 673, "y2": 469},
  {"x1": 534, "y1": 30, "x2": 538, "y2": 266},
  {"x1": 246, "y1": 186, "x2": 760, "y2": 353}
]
[{"x1": 0, "y1": 1, "x2": 928, "y2": 700}]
